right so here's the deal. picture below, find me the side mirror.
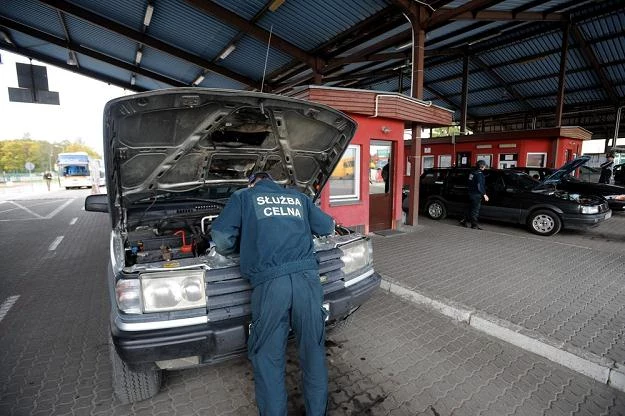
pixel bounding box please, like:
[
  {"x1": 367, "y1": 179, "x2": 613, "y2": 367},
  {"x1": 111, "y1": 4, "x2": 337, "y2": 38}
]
[{"x1": 85, "y1": 194, "x2": 109, "y2": 212}]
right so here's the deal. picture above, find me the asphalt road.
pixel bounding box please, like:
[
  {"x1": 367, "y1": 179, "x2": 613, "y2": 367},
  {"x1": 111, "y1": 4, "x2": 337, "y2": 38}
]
[{"x1": 1, "y1": 188, "x2": 624, "y2": 415}]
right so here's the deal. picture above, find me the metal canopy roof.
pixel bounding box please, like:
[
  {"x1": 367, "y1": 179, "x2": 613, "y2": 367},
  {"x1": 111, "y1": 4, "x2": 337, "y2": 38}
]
[{"x1": 1, "y1": 0, "x2": 624, "y2": 140}]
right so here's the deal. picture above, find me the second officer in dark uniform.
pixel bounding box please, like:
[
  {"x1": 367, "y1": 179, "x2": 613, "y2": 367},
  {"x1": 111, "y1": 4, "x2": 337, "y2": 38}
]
[
  {"x1": 460, "y1": 160, "x2": 489, "y2": 229},
  {"x1": 211, "y1": 172, "x2": 334, "y2": 416}
]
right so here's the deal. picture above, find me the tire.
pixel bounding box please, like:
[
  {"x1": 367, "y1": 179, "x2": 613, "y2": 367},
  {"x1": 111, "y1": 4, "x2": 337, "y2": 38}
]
[
  {"x1": 109, "y1": 340, "x2": 162, "y2": 404},
  {"x1": 425, "y1": 199, "x2": 447, "y2": 220},
  {"x1": 528, "y1": 209, "x2": 561, "y2": 236}
]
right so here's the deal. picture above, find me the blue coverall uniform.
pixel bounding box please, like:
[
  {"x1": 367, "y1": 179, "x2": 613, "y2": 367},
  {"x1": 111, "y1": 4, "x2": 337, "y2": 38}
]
[
  {"x1": 464, "y1": 169, "x2": 486, "y2": 227},
  {"x1": 211, "y1": 178, "x2": 334, "y2": 416}
]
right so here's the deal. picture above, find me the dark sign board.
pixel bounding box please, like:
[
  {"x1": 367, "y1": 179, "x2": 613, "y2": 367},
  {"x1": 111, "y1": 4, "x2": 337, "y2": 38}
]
[{"x1": 8, "y1": 63, "x2": 60, "y2": 105}]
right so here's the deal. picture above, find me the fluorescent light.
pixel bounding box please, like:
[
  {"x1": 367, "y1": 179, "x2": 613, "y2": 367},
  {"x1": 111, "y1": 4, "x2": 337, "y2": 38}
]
[
  {"x1": 67, "y1": 51, "x2": 77, "y2": 66},
  {"x1": 396, "y1": 41, "x2": 412, "y2": 50},
  {"x1": 130, "y1": 75, "x2": 136, "y2": 85},
  {"x1": 135, "y1": 49, "x2": 143, "y2": 65},
  {"x1": 218, "y1": 44, "x2": 236, "y2": 60},
  {"x1": 268, "y1": 0, "x2": 285, "y2": 12},
  {"x1": 467, "y1": 32, "x2": 501, "y2": 46},
  {"x1": 0, "y1": 30, "x2": 12, "y2": 45},
  {"x1": 143, "y1": 4, "x2": 154, "y2": 26},
  {"x1": 192, "y1": 74, "x2": 205, "y2": 86}
]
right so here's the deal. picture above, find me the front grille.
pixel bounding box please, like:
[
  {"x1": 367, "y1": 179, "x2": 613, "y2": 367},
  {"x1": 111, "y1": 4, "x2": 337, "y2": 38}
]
[{"x1": 205, "y1": 247, "x2": 346, "y2": 323}]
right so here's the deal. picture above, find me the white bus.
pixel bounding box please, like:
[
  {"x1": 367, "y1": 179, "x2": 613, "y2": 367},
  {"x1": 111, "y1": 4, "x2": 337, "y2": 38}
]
[{"x1": 57, "y1": 152, "x2": 93, "y2": 189}]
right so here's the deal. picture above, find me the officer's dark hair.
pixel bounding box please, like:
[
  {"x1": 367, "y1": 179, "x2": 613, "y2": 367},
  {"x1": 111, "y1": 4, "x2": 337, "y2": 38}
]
[
  {"x1": 476, "y1": 160, "x2": 487, "y2": 168},
  {"x1": 606, "y1": 152, "x2": 615, "y2": 158},
  {"x1": 248, "y1": 171, "x2": 273, "y2": 184}
]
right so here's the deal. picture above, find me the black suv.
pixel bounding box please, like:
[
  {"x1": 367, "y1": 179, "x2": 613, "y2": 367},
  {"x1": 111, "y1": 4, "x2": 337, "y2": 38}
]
[
  {"x1": 84, "y1": 89, "x2": 381, "y2": 403},
  {"x1": 418, "y1": 166, "x2": 611, "y2": 236}
]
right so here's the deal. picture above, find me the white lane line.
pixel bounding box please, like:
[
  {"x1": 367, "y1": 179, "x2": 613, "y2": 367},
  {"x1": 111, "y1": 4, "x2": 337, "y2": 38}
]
[
  {"x1": 8, "y1": 201, "x2": 44, "y2": 219},
  {"x1": 49, "y1": 236, "x2": 64, "y2": 251},
  {"x1": 0, "y1": 295, "x2": 20, "y2": 323},
  {"x1": 45, "y1": 199, "x2": 75, "y2": 219},
  {"x1": 70, "y1": 217, "x2": 78, "y2": 225}
]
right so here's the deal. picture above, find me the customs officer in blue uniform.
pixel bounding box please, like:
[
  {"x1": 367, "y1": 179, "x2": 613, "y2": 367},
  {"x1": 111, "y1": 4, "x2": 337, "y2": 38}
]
[
  {"x1": 460, "y1": 160, "x2": 489, "y2": 230},
  {"x1": 211, "y1": 172, "x2": 334, "y2": 416}
]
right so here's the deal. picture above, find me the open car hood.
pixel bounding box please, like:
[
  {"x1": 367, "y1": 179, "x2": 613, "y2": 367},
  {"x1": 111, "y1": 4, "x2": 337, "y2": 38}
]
[
  {"x1": 103, "y1": 88, "x2": 357, "y2": 209},
  {"x1": 542, "y1": 155, "x2": 591, "y2": 184}
]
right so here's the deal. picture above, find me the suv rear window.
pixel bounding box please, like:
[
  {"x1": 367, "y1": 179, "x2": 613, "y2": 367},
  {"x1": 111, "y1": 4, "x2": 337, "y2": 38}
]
[{"x1": 421, "y1": 169, "x2": 448, "y2": 184}]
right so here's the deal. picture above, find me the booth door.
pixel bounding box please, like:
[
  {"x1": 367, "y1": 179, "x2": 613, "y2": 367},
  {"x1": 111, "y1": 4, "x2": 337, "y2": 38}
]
[{"x1": 369, "y1": 141, "x2": 393, "y2": 232}]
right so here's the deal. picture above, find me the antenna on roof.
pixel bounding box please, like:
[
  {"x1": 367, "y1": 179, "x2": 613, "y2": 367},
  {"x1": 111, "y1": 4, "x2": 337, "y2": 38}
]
[{"x1": 260, "y1": 24, "x2": 273, "y2": 93}]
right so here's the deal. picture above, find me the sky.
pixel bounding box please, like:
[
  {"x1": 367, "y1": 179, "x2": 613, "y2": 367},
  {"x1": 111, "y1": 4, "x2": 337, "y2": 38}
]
[{"x1": 0, "y1": 50, "x2": 131, "y2": 155}]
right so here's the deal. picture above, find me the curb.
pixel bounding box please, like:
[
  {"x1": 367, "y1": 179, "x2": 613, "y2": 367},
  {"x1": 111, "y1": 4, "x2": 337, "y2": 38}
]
[{"x1": 379, "y1": 278, "x2": 625, "y2": 393}]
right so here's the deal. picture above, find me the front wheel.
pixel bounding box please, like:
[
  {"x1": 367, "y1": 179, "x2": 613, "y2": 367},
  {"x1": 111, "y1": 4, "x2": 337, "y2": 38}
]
[
  {"x1": 528, "y1": 210, "x2": 561, "y2": 236},
  {"x1": 425, "y1": 199, "x2": 447, "y2": 220},
  {"x1": 110, "y1": 339, "x2": 162, "y2": 404}
]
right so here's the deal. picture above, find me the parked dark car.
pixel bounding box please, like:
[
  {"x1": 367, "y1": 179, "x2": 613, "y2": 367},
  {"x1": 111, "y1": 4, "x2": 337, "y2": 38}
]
[
  {"x1": 613, "y1": 163, "x2": 625, "y2": 186},
  {"x1": 415, "y1": 164, "x2": 611, "y2": 236},
  {"x1": 509, "y1": 158, "x2": 625, "y2": 212},
  {"x1": 84, "y1": 89, "x2": 381, "y2": 403}
]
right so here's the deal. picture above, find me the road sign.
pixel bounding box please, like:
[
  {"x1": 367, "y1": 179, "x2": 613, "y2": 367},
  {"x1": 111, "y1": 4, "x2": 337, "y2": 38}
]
[{"x1": 25, "y1": 162, "x2": 35, "y2": 171}]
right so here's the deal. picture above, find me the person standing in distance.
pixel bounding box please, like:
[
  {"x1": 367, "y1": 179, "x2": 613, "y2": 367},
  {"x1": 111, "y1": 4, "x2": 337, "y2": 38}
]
[
  {"x1": 460, "y1": 160, "x2": 489, "y2": 230},
  {"x1": 211, "y1": 171, "x2": 334, "y2": 416},
  {"x1": 599, "y1": 152, "x2": 615, "y2": 184}
]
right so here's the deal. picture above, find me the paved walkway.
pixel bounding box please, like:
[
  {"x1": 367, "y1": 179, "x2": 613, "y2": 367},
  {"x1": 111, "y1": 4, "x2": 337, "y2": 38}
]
[{"x1": 371, "y1": 216, "x2": 625, "y2": 394}]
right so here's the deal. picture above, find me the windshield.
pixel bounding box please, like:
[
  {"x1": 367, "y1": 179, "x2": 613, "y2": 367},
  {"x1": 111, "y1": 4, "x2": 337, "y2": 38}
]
[
  {"x1": 62, "y1": 165, "x2": 90, "y2": 177},
  {"x1": 501, "y1": 171, "x2": 538, "y2": 190}
]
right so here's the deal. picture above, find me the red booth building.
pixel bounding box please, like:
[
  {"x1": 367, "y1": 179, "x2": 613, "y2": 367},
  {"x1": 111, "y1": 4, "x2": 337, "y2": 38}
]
[
  {"x1": 292, "y1": 86, "x2": 453, "y2": 233},
  {"x1": 405, "y1": 127, "x2": 592, "y2": 177}
]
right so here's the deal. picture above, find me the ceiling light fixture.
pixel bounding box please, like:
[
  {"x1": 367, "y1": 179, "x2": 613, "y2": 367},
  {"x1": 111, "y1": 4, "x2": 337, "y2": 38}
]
[
  {"x1": 396, "y1": 41, "x2": 412, "y2": 50},
  {"x1": 218, "y1": 44, "x2": 236, "y2": 60},
  {"x1": 192, "y1": 74, "x2": 205, "y2": 86},
  {"x1": 135, "y1": 49, "x2": 143, "y2": 65},
  {"x1": 1, "y1": 30, "x2": 13, "y2": 45},
  {"x1": 268, "y1": 0, "x2": 286, "y2": 12},
  {"x1": 67, "y1": 50, "x2": 77, "y2": 66},
  {"x1": 130, "y1": 74, "x2": 136, "y2": 86},
  {"x1": 467, "y1": 32, "x2": 501, "y2": 46},
  {"x1": 143, "y1": 3, "x2": 154, "y2": 27}
]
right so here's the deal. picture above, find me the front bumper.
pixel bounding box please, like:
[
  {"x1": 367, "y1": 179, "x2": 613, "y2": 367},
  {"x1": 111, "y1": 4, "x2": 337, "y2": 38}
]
[
  {"x1": 561, "y1": 209, "x2": 612, "y2": 229},
  {"x1": 111, "y1": 272, "x2": 381, "y2": 366}
]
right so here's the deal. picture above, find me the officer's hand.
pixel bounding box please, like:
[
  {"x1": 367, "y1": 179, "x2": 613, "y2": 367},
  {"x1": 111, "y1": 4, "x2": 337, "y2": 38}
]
[{"x1": 483, "y1": 194, "x2": 489, "y2": 202}]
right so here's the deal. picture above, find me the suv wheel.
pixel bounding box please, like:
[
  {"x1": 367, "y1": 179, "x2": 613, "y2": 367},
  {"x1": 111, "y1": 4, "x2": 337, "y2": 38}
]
[
  {"x1": 528, "y1": 210, "x2": 561, "y2": 236},
  {"x1": 110, "y1": 340, "x2": 162, "y2": 404},
  {"x1": 425, "y1": 200, "x2": 447, "y2": 220}
]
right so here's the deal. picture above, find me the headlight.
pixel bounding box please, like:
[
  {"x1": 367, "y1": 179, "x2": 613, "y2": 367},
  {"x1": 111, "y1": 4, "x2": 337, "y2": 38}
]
[
  {"x1": 605, "y1": 194, "x2": 625, "y2": 201},
  {"x1": 339, "y1": 239, "x2": 373, "y2": 276},
  {"x1": 581, "y1": 206, "x2": 599, "y2": 214},
  {"x1": 141, "y1": 271, "x2": 206, "y2": 313},
  {"x1": 115, "y1": 270, "x2": 206, "y2": 314}
]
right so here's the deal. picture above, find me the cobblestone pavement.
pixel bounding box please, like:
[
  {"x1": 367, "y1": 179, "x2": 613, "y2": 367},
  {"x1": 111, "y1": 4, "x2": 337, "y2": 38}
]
[
  {"x1": 1, "y1": 193, "x2": 625, "y2": 415},
  {"x1": 374, "y1": 214, "x2": 625, "y2": 369}
]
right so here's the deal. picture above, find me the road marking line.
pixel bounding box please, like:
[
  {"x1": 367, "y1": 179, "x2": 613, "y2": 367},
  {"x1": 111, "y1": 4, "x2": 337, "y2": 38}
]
[
  {"x1": 45, "y1": 199, "x2": 75, "y2": 219},
  {"x1": 9, "y1": 201, "x2": 44, "y2": 219},
  {"x1": 70, "y1": 217, "x2": 78, "y2": 225},
  {"x1": 0, "y1": 295, "x2": 20, "y2": 323},
  {"x1": 49, "y1": 236, "x2": 64, "y2": 251}
]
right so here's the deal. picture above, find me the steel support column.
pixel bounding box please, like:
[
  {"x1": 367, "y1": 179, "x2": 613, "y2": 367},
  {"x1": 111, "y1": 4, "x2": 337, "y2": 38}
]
[{"x1": 555, "y1": 22, "x2": 570, "y2": 126}]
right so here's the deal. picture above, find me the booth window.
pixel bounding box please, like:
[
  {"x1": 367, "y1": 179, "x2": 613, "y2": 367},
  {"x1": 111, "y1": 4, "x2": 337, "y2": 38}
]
[
  {"x1": 439, "y1": 154, "x2": 452, "y2": 168},
  {"x1": 330, "y1": 145, "x2": 360, "y2": 202},
  {"x1": 526, "y1": 153, "x2": 547, "y2": 167}
]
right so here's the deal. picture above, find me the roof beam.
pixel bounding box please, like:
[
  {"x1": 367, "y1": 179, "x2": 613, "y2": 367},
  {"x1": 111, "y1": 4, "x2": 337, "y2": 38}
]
[
  {"x1": 448, "y1": 10, "x2": 564, "y2": 21},
  {"x1": 570, "y1": 23, "x2": 620, "y2": 105},
  {"x1": 185, "y1": 0, "x2": 320, "y2": 70},
  {"x1": 38, "y1": 0, "x2": 259, "y2": 89},
  {"x1": 427, "y1": 0, "x2": 506, "y2": 28},
  {"x1": 0, "y1": 17, "x2": 186, "y2": 88}
]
